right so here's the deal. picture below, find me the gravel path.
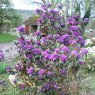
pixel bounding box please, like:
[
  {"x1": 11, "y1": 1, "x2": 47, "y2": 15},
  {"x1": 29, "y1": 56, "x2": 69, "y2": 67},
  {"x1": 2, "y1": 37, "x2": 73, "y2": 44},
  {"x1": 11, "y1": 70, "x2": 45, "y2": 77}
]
[{"x1": 0, "y1": 43, "x2": 18, "y2": 61}]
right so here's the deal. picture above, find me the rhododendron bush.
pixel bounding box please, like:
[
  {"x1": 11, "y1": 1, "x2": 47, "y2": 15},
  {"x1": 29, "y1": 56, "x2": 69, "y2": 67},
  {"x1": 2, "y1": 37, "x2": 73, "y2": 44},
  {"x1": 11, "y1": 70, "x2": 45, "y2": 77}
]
[{"x1": 8, "y1": 3, "x2": 88, "y2": 95}]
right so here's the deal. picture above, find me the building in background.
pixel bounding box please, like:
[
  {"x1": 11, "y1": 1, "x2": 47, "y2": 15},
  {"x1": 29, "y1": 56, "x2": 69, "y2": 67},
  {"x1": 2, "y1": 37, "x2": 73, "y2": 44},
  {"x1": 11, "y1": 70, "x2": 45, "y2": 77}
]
[{"x1": 23, "y1": 16, "x2": 39, "y2": 35}]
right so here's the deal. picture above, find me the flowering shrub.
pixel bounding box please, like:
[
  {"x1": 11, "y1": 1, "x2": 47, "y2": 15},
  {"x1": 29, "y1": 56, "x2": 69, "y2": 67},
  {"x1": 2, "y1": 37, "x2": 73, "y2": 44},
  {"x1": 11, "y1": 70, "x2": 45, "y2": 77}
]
[
  {"x1": 0, "y1": 50, "x2": 4, "y2": 61},
  {"x1": 9, "y1": 3, "x2": 88, "y2": 95}
]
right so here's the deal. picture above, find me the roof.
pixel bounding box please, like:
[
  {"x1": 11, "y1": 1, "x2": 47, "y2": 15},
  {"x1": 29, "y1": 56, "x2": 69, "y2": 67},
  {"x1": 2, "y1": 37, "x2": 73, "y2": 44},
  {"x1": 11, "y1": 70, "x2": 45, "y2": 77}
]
[{"x1": 23, "y1": 15, "x2": 40, "y2": 25}]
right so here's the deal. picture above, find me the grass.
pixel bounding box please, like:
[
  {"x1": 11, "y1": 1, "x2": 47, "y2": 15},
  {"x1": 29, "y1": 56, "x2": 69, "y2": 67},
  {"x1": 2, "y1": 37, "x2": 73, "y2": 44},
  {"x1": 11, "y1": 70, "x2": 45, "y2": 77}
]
[
  {"x1": 0, "y1": 34, "x2": 18, "y2": 43},
  {"x1": 0, "y1": 62, "x2": 7, "y2": 73},
  {"x1": 80, "y1": 73, "x2": 95, "y2": 94}
]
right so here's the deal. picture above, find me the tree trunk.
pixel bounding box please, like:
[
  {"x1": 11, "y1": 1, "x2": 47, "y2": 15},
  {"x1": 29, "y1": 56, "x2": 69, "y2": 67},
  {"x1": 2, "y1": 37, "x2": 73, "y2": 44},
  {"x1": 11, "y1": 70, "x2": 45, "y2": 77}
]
[
  {"x1": 0, "y1": 24, "x2": 3, "y2": 34},
  {"x1": 0, "y1": 17, "x2": 3, "y2": 34}
]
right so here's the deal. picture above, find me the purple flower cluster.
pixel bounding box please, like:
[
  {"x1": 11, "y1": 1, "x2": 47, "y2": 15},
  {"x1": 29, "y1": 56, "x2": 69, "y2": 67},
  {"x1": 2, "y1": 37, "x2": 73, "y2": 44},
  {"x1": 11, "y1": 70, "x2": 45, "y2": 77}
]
[
  {"x1": 27, "y1": 67, "x2": 34, "y2": 75},
  {"x1": 0, "y1": 50, "x2": 4, "y2": 61},
  {"x1": 17, "y1": 26, "x2": 25, "y2": 32},
  {"x1": 35, "y1": 31, "x2": 41, "y2": 36},
  {"x1": 15, "y1": 63, "x2": 23, "y2": 71},
  {"x1": 35, "y1": 4, "x2": 64, "y2": 33},
  {"x1": 38, "y1": 69, "x2": 46, "y2": 77},
  {"x1": 40, "y1": 81, "x2": 59, "y2": 93},
  {"x1": 58, "y1": 34, "x2": 70, "y2": 45},
  {"x1": 6, "y1": 66, "x2": 12, "y2": 72},
  {"x1": 67, "y1": 15, "x2": 89, "y2": 34},
  {"x1": 83, "y1": 18, "x2": 89, "y2": 24}
]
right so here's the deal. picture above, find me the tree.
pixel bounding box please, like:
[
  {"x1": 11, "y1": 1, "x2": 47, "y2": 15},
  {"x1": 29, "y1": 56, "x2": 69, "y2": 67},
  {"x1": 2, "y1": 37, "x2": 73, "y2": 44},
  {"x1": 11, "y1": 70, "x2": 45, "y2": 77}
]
[
  {"x1": 0, "y1": 0, "x2": 20, "y2": 34},
  {"x1": 8, "y1": 9, "x2": 22, "y2": 27}
]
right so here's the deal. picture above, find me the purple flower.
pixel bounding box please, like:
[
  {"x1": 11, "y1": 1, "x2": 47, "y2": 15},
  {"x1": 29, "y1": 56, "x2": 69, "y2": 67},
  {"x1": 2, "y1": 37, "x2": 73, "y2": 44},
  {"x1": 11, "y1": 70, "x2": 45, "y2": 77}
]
[
  {"x1": 57, "y1": 16, "x2": 62, "y2": 20},
  {"x1": 42, "y1": 49, "x2": 51, "y2": 56},
  {"x1": 41, "y1": 4, "x2": 47, "y2": 10},
  {"x1": 37, "y1": 18, "x2": 43, "y2": 25},
  {"x1": 61, "y1": 45, "x2": 69, "y2": 53},
  {"x1": 58, "y1": 34, "x2": 70, "y2": 45},
  {"x1": 70, "y1": 50, "x2": 78, "y2": 57},
  {"x1": 40, "y1": 81, "x2": 59, "y2": 93},
  {"x1": 26, "y1": 40, "x2": 31, "y2": 45},
  {"x1": 71, "y1": 40, "x2": 77, "y2": 45},
  {"x1": 77, "y1": 36, "x2": 85, "y2": 46},
  {"x1": 77, "y1": 54, "x2": 81, "y2": 59},
  {"x1": 47, "y1": 4, "x2": 51, "y2": 8},
  {"x1": 27, "y1": 45, "x2": 33, "y2": 51},
  {"x1": 35, "y1": 31, "x2": 41, "y2": 36},
  {"x1": 84, "y1": 18, "x2": 89, "y2": 24},
  {"x1": 43, "y1": 54, "x2": 51, "y2": 60},
  {"x1": 6, "y1": 66, "x2": 12, "y2": 72},
  {"x1": 47, "y1": 71, "x2": 54, "y2": 76},
  {"x1": 50, "y1": 9, "x2": 58, "y2": 14},
  {"x1": 26, "y1": 67, "x2": 34, "y2": 75},
  {"x1": 58, "y1": 38, "x2": 63, "y2": 43},
  {"x1": 48, "y1": 15, "x2": 53, "y2": 19},
  {"x1": 38, "y1": 69, "x2": 46, "y2": 76},
  {"x1": 72, "y1": 32, "x2": 80, "y2": 37},
  {"x1": 16, "y1": 63, "x2": 23, "y2": 71},
  {"x1": 74, "y1": 15, "x2": 80, "y2": 21},
  {"x1": 79, "y1": 61, "x2": 84, "y2": 65},
  {"x1": 17, "y1": 26, "x2": 25, "y2": 32},
  {"x1": 60, "y1": 54, "x2": 68, "y2": 62},
  {"x1": 68, "y1": 18, "x2": 75, "y2": 25},
  {"x1": 35, "y1": 9, "x2": 42, "y2": 14},
  {"x1": 19, "y1": 84, "x2": 25, "y2": 90},
  {"x1": 46, "y1": 34, "x2": 53, "y2": 40},
  {"x1": 71, "y1": 26, "x2": 79, "y2": 31},
  {"x1": 54, "y1": 34, "x2": 60, "y2": 39},
  {"x1": 42, "y1": 37, "x2": 47, "y2": 43},
  {"x1": 18, "y1": 37, "x2": 25, "y2": 46},
  {"x1": 0, "y1": 50, "x2": 4, "y2": 61},
  {"x1": 51, "y1": 53, "x2": 59, "y2": 61},
  {"x1": 35, "y1": 40, "x2": 41, "y2": 45},
  {"x1": 26, "y1": 53, "x2": 33, "y2": 59},
  {"x1": 34, "y1": 48, "x2": 41, "y2": 54},
  {"x1": 54, "y1": 48, "x2": 60, "y2": 53},
  {"x1": 60, "y1": 23, "x2": 65, "y2": 27},
  {"x1": 42, "y1": 13, "x2": 47, "y2": 19},
  {"x1": 80, "y1": 48, "x2": 88, "y2": 55},
  {"x1": 57, "y1": 4, "x2": 63, "y2": 9}
]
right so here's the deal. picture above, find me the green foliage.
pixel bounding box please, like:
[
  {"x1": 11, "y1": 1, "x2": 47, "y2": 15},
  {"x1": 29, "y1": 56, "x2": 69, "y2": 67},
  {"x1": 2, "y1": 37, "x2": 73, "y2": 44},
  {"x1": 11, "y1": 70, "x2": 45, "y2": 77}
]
[
  {"x1": 0, "y1": 34, "x2": 17, "y2": 43},
  {"x1": 0, "y1": 62, "x2": 7, "y2": 73},
  {"x1": 10, "y1": 11, "x2": 22, "y2": 27},
  {"x1": 83, "y1": 33, "x2": 89, "y2": 39},
  {"x1": 0, "y1": 0, "x2": 22, "y2": 34}
]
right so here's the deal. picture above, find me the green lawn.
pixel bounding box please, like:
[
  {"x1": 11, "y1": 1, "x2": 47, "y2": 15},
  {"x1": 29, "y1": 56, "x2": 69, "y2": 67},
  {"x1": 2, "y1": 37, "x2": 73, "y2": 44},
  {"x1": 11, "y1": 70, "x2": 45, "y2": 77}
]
[{"x1": 0, "y1": 34, "x2": 18, "y2": 43}]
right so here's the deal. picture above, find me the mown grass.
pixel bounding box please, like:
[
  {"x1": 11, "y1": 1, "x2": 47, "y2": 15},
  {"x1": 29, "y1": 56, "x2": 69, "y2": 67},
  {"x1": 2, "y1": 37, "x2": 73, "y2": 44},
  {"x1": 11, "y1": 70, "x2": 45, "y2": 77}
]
[{"x1": 0, "y1": 34, "x2": 18, "y2": 43}]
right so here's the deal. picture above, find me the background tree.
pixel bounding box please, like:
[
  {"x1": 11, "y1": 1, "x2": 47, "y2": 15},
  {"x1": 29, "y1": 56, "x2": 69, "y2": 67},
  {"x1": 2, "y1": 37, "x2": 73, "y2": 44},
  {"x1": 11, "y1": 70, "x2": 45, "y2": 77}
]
[
  {"x1": 0, "y1": 0, "x2": 12, "y2": 34},
  {"x1": 9, "y1": 9, "x2": 22, "y2": 28},
  {"x1": 0, "y1": 0, "x2": 22, "y2": 34}
]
